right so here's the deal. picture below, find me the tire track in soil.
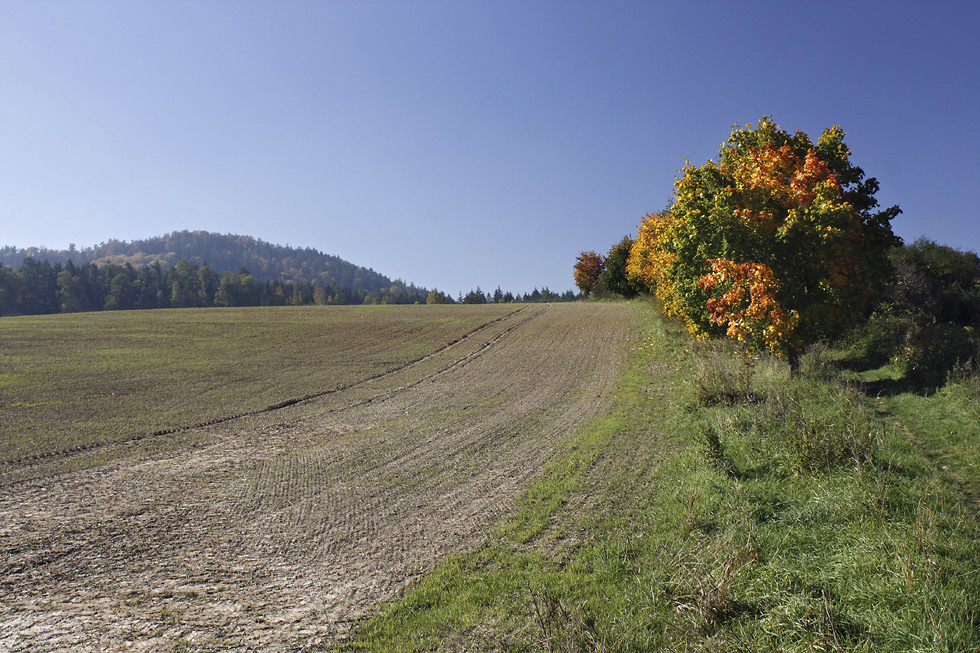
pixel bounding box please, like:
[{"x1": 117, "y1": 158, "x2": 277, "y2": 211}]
[
  {"x1": 0, "y1": 303, "x2": 634, "y2": 652},
  {"x1": 243, "y1": 300, "x2": 551, "y2": 440},
  {"x1": 0, "y1": 306, "x2": 530, "y2": 471}
]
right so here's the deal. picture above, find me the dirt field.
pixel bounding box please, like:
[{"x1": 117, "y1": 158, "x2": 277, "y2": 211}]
[{"x1": 0, "y1": 302, "x2": 635, "y2": 651}]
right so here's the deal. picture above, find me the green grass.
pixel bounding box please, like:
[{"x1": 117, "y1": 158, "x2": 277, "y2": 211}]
[
  {"x1": 341, "y1": 302, "x2": 980, "y2": 651},
  {"x1": 880, "y1": 373, "x2": 980, "y2": 508},
  {"x1": 0, "y1": 304, "x2": 519, "y2": 461}
]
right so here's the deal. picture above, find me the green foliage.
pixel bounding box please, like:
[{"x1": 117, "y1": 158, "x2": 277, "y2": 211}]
[
  {"x1": 0, "y1": 233, "x2": 581, "y2": 315},
  {"x1": 0, "y1": 257, "x2": 434, "y2": 316},
  {"x1": 840, "y1": 310, "x2": 913, "y2": 369},
  {"x1": 894, "y1": 322, "x2": 978, "y2": 386},
  {"x1": 595, "y1": 236, "x2": 638, "y2": 298},
  {"x1": 15, "y1": 256, "x2": 59, "y2": 314},
  {"x1": 0, "y1": 231, "x2": 441, "y2": 313},
  {"x1": 517, "y1": 287, "x2": 578, "y2": 303},
  {"x1": 462, "y1": 287, "x2": 489, "y2": 304},
  {"x1": 887, "y1": 238, "x2": 980, "y2": 325},
  {"x1": 838, "y1": 239, "x2": 980, "y2": 387}
]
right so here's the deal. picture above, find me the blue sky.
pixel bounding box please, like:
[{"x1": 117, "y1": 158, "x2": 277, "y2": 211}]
[{"x1": 2, "y1": 1, "x2": 978, "y2": 296}]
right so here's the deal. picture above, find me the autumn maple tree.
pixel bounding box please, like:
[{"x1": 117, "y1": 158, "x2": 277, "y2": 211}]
[
  {"x1": 628, "y1": 117, "x2": 901, "y2": 366},
  {"x1": 573, "y1": 250, "x2": 606, "y2": 296}
]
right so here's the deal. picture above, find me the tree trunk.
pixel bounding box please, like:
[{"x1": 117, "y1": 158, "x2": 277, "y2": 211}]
[{"x1": 788, "y1": 349, "x2": 802, "y2": 377}]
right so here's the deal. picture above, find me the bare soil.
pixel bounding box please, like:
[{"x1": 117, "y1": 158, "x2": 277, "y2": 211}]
[{"x1": 0, "y1": 303, "x2": 634, "y2": 652}]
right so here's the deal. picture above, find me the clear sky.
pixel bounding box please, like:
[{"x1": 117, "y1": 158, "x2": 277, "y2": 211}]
[{"x1": 2, "y1": 1, "x2": 978, "y2": 297}]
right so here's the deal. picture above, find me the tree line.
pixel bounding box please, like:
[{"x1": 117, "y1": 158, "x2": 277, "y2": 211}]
[
  {"x1": 0, "y1": 258, "x2": 432, "y2": 316},
  {"x1": 0, "y1": 257, "x2": 581, "y2": 317},
  {"x1": 429, "y1": 286, "x2": 578, "y2": 305}
]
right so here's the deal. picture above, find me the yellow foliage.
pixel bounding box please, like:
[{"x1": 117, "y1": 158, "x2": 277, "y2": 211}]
[{"x1": 627, "y1": 212, "x2": 685, "y2": 318}]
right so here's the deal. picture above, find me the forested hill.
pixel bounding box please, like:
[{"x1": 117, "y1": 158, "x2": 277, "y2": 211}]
[{"x1": 0, "y1": 230, "x2": 401, "y2": 293}]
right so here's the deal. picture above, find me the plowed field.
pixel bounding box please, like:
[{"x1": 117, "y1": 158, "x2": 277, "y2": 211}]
[{"x1": 0, "y1": 302, "x2": 634, "y2": 651}]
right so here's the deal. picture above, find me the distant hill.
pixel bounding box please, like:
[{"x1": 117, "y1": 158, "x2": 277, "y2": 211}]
[{"x1": 0, "y1": 230, "x2": 410, "y2": 294}]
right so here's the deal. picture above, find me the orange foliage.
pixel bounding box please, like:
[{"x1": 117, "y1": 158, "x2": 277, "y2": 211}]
[
  {"x1": 698, "y1": 259, "x2": 799, "y2": 353},
  {"x1": 573, "y1": 250, "x2": 605, "y2": 296},
  {"x1": 727, "y1": 144, "x2": 848, "y2": 237}
]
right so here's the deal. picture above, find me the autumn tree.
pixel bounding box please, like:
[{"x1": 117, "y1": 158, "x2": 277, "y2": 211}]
[
  {"x1": 628, "y1": 117, "x2": 901, "y2": 366},
  {"x1": 573, "y1": 250, "x2": 605, "y2": 297},
  {"x1": 426, "y1": 289, "x2": 448, "y2": 304}
]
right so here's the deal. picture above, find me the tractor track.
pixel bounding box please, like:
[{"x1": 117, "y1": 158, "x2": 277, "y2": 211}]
[{"x1": 0, "y1": 305, "x2": 536, "y2": 473}]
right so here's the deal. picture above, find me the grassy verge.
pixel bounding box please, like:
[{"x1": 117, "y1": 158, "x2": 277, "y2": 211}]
[{"x1": 340, "y1": 301, "x2": 980, "y2": 651}]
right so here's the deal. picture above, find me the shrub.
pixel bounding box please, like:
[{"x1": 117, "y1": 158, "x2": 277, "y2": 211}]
[
  {"x1": 839, "y1": 311, "x2": 913, "y2": 368},
  {"x1": 896, "y1": 323, "x2": 978, "y2": 387}
]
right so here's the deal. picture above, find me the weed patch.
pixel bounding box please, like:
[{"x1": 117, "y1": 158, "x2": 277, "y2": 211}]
[{"x1": 691, "y1": 342, "x2": 757, "y2": 406}]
